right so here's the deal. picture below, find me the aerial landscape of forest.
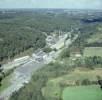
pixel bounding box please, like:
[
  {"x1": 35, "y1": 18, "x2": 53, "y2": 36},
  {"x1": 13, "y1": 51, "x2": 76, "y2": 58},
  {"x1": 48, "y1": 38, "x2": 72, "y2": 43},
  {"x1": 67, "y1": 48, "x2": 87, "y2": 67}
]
[{"x1": 0, "y1": 0, "x2": 102, "y2": 100}]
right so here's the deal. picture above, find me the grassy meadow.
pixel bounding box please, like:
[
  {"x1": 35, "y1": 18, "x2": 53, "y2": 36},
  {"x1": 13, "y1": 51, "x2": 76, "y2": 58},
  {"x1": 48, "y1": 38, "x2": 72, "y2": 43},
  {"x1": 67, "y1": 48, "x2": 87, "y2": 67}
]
[
  {"x1": 87, "y1": 32, "x2": 102, "y2": 44},
  {"x1": 0, "y1": 74, "x2": 12, "y2": 93},
  {"x1": 42, "y1": 68, "x2": 102, "y2": 100},
  {"x1": 83, "y1": 47, "x2": 102, "y2": 57},
  {"x1": 63, "y1": 85, "x2": 102, "y2": 100}
]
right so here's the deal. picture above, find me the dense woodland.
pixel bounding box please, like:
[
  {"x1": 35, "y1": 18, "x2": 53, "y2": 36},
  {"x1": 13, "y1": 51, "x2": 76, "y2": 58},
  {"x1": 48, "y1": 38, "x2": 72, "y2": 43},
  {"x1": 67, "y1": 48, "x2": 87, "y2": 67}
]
[{"x1": 0, "y1": 10, "x2": 81, "y2": 63}]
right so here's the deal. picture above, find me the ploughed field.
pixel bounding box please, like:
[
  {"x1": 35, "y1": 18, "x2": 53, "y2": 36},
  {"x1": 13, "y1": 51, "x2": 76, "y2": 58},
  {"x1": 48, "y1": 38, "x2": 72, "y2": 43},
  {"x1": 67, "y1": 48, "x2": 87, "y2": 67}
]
[{"x1": 63, "y1": 85, "x2": 102, "y2": 100}]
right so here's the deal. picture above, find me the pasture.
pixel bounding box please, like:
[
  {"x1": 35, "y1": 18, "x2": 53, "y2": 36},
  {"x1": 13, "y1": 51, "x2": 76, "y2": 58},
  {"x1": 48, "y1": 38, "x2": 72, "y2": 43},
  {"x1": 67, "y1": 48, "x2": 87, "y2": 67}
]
[
  {"x1": 49, "y1": 68, "x2": 102, "y2": 84},
  {"x1": 63, "y1": 85, "x2": 102, "y2": 100},
  {"x1": 42, "y1": 68, "x2": 102, "y2": 99},
  {"x1": 87, "y1": 32, "x2": 102, "y2": 43},
  {"x1": 0, "y1": 74, "x2": 12, "y2": 93},
  {"x1": 42, "y1": 80, "x2": 62, "y2": 99},
  {"x1": 83, "y1": 47, "x2": 102, "y2": 57}
]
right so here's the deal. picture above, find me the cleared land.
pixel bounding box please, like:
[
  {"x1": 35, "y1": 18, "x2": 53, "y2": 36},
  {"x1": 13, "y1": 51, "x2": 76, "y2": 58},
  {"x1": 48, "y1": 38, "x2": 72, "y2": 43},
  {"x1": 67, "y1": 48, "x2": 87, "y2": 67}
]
[
  {"x1": 63, "y1": 85, "x2": 102, "y2": 100},
  {"x1": 87, "y1": 32, "x2": 102, "y2": 43},
  {"x1": 42, "y1": 68, "x2": 102, "y2": 99},
  {"x1": 49, "y1": 68, "x2": 102, "y2": 83},
  {"x1": 83, "y1": 47, "x2": 102, "y2": 57},
  {"x1": 0, "y1": 74, "x2": 12, "y2": 93},
  {"x1": 42, "y1": 80, "x2": 62, "y2": 99}
]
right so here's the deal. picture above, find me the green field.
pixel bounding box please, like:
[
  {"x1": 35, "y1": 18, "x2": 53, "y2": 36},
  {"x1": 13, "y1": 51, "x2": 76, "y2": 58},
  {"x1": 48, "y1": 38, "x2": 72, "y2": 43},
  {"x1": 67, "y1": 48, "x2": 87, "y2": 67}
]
[
  {"x1": 0, "y1": 74, "x2": 12, "y2": 93},
  {"x1": 42, "y1": 79, "x2": 62, "y2": 99},
  {"x1": 87, "y1": 32, "x2": 102, "y2": 43},
  {"x1": 63, "y1": 85, "x2": 102, "y2": 100},
  {"x1": 48, "y1": 68, "x2": 102, "y2": 84},
  {"x1": 42, "y1": 68, "x2": 102, "y2": 100},
  {"x1": 84, "y1": 47, "x2": 102, "y2": 57}
]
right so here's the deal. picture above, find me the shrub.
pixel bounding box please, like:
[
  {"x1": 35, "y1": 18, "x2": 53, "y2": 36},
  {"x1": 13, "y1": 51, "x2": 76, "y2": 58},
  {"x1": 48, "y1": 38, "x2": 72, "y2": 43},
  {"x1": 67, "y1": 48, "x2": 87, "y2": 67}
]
[{"x1": 81, "y1": 79, "x2": 91, "y2": 85}]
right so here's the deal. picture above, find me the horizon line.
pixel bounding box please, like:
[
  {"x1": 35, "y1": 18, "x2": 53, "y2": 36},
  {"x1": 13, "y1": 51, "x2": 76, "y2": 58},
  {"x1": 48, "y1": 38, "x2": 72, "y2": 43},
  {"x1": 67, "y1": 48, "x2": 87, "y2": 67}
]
[{"x1": 0, "y1": 8, "x2": 102, "y2": 10}]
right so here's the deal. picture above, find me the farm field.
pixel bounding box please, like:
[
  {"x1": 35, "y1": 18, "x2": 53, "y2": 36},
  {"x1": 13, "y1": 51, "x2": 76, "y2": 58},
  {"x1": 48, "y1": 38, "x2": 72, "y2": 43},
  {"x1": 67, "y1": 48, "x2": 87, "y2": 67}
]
[
  {"x1": 42, "y1": 68, "x2": 102, "y2": 99},
  {"x1": 63, "y1": 85, "x2": 102, "y2": 100},
  {"x1": 49, "y1": 68, "x2": 102, "y2": 83},
  {"x1": 2, "y1": 9, "x2": 102, "y2": 100},
  {"x1": 42, "y1": 80, "x2": 62, "y2": 99},
  {"x1": 83, "y1": 47, "x2": 102, "y2": 57},
  {"x1": 87, "y1": 32, "x2": 102, "y2": 43},
  {"x1": 0, "y1": 74, "x2": 12, "y2": 93}
]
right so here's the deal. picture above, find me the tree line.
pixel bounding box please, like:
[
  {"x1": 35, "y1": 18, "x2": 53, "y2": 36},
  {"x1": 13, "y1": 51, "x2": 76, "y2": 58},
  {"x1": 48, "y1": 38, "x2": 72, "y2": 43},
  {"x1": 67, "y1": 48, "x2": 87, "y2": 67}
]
[{"x1": 0, "y1": 10, "x2": 80, "y2": 63}]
